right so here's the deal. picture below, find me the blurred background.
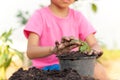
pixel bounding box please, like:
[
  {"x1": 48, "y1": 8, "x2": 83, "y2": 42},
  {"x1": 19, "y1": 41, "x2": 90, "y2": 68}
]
[{"x1": 0, "y1": 0, "x2": 120, "y2": 79}]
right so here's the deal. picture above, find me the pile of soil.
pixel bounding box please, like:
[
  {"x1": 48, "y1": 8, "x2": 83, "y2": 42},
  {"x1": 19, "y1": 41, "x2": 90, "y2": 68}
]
[{"x1": 9, "y1": 67, "x2": 95, "y2": 80}]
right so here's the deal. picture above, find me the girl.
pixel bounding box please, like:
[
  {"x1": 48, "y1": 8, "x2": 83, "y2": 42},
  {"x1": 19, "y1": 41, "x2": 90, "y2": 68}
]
[{"x1": 24, "y1": 0, "x2": 108, "y2": 79}]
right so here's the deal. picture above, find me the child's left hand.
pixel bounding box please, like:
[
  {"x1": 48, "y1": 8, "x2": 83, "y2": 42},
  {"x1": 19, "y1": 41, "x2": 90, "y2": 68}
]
[{"x1": 88, "y1": 44, "x2": 103, "y2": 58}]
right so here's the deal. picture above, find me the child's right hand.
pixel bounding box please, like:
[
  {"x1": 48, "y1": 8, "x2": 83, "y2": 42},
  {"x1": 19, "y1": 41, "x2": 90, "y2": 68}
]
[{"x1": 51, "y1": 36, "x2": 82, "y2": 55}]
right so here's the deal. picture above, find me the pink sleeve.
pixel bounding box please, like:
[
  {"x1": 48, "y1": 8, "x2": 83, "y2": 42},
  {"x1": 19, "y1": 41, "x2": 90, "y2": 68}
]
[
  {"x1": 78, "y1": 12, "x2": 96, "y2": 41},
  {"x1": 23, "y1": 10, "x2": 43, "y2": 38}
]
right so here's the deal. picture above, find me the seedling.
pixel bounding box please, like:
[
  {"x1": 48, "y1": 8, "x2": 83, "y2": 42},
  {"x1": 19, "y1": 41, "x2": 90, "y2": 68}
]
[{"x1": 79, "y1": 40, "x2": 91, "y2": 53}]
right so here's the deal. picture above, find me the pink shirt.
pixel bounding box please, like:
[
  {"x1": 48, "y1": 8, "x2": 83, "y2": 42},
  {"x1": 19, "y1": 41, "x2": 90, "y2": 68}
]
[{"x1": 24, "y1": 6, "x2": 96, "y2": 68}]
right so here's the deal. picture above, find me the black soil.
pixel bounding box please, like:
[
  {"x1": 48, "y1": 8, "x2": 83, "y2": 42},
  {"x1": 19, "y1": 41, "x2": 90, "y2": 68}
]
[
  {"x1": 9, "y1": 51, "x2": 97, "y2": 80},
  {"x1": 57, "y1": 51, "x2": 96, "y2": 60},
  {"x1": 9, "y1": 67, "x2": 96, "y2": 80}
]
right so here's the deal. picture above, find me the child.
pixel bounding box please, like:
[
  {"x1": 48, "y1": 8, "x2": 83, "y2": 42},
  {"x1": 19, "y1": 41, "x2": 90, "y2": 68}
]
[{"x1": 23, "y1": 0, "x2": 108, "y2": 79}]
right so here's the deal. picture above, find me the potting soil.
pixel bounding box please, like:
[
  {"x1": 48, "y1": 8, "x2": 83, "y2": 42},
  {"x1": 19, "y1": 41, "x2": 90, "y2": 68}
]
[{"x1": 57, "y1": 51, "x2": 96, "y2": 60}]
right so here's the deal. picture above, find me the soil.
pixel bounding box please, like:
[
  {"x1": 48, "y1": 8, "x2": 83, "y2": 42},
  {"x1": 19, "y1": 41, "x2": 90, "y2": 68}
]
[
  {"x1": 9, "y1": 51, "x2": 97, "y2": 80},
  {"x1": 57, "y1": 51, "x2": 96, "y2": 60},
  {"x1": 9, "y1": 67, "x2": 95, "y2": 80}
]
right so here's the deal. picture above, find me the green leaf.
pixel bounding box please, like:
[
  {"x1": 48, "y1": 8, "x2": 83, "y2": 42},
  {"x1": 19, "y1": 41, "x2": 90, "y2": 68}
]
[
  {"x1": 4, "y1": 58, "x2": 12, "y2": 68},
  {"x1": 79, "y1": 40, "x2": 90, "y2": 52},
  {"x1": 79, "y1": 42, "x2": 88, "y2": 52},
  {"x1": 0, "y1": 53, "x2": 7, "y2": 67},
  {"x1": 91, "y1": 3, "x2": 97, "y2": 13},
  {"x1": 21, "y1": 17, "x2": 28, "y2": 25},
  {"x1": 16, "y1": 11, "x2": 22, "y2": 17},
  {"x1": 16, "y1": 10, "x2": 29, "y2": 25},
  {"x1": 0, "y1": 28, "x2": 13, "y2": 43}
]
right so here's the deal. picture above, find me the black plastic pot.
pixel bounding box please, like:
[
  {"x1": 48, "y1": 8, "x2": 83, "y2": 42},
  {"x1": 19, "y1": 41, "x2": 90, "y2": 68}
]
[{"x1": 58, "y1": 55, "x2": 96, "y2": 77}]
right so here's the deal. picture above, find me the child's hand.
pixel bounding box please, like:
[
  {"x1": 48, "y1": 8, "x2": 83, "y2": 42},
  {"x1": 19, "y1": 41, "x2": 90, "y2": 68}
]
[
  {"x1": 88, "y1": 44, "x2": 103, "y2": 58},
  {"x1": 51, "y1": 36, "x2": 82, "y2": 55}
]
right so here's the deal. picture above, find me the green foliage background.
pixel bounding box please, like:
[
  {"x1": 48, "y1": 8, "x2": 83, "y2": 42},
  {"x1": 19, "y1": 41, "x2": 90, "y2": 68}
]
[{"x1": 0, "y1": 29, "x2": 23, "y2": 79}]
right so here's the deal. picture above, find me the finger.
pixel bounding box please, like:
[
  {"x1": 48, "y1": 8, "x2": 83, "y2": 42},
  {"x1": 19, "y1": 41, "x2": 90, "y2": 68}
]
[
  {"x1": 62, "y1": 41, "x2": 70, "y2": 48},
  {"x1": 56, "y1": 51, "x2": 62, "y2": 55},
  {"x1": 90, "y1": 49, "x2": 103, "y2": 58},
  {"x1": 88, "y1": 49, "x2": 94, "y2": 55},
  {"x1": 62, "y1": 36, "x2": 71, "y2": 42},
  {"x1": 92, "y1": 49, "x2": 102, "y2": 55},
  {"x1": 69, "y1": 36, "x2": 75, "y2": 41},
  {"x1": 66, "y1": 44, "x2": 78, "y2": 50},
  {"x1": 70, "y1": 39, "x2": 82, "y2": 46},
  {"x1": 58, "y1": 43, "x2": 65, "y2": 50},
  {"x1": 58, "y1": 45, "x2": 76, "y2": 54},
  {"x1": 55, "y1": 41, "x2": 60, "y2": 47},
  {"x1": 61, "y1": 37, "x2": 66, "y2": 43},
  {"x1": 84, "y1": 51, "x2": 88, "y2": 54},
  {"x1": 61, "y1": 49, "x2": 70, "y2": 53},
  {"x1": 57, "y1": 48, "x2": 69, "y2": 55},
  {"x1": 93, "y1": 50, "x2": 98, "y2": 55},
  {"x1": 96, "y1": 51, "x2": 103, "y2": 58}
]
